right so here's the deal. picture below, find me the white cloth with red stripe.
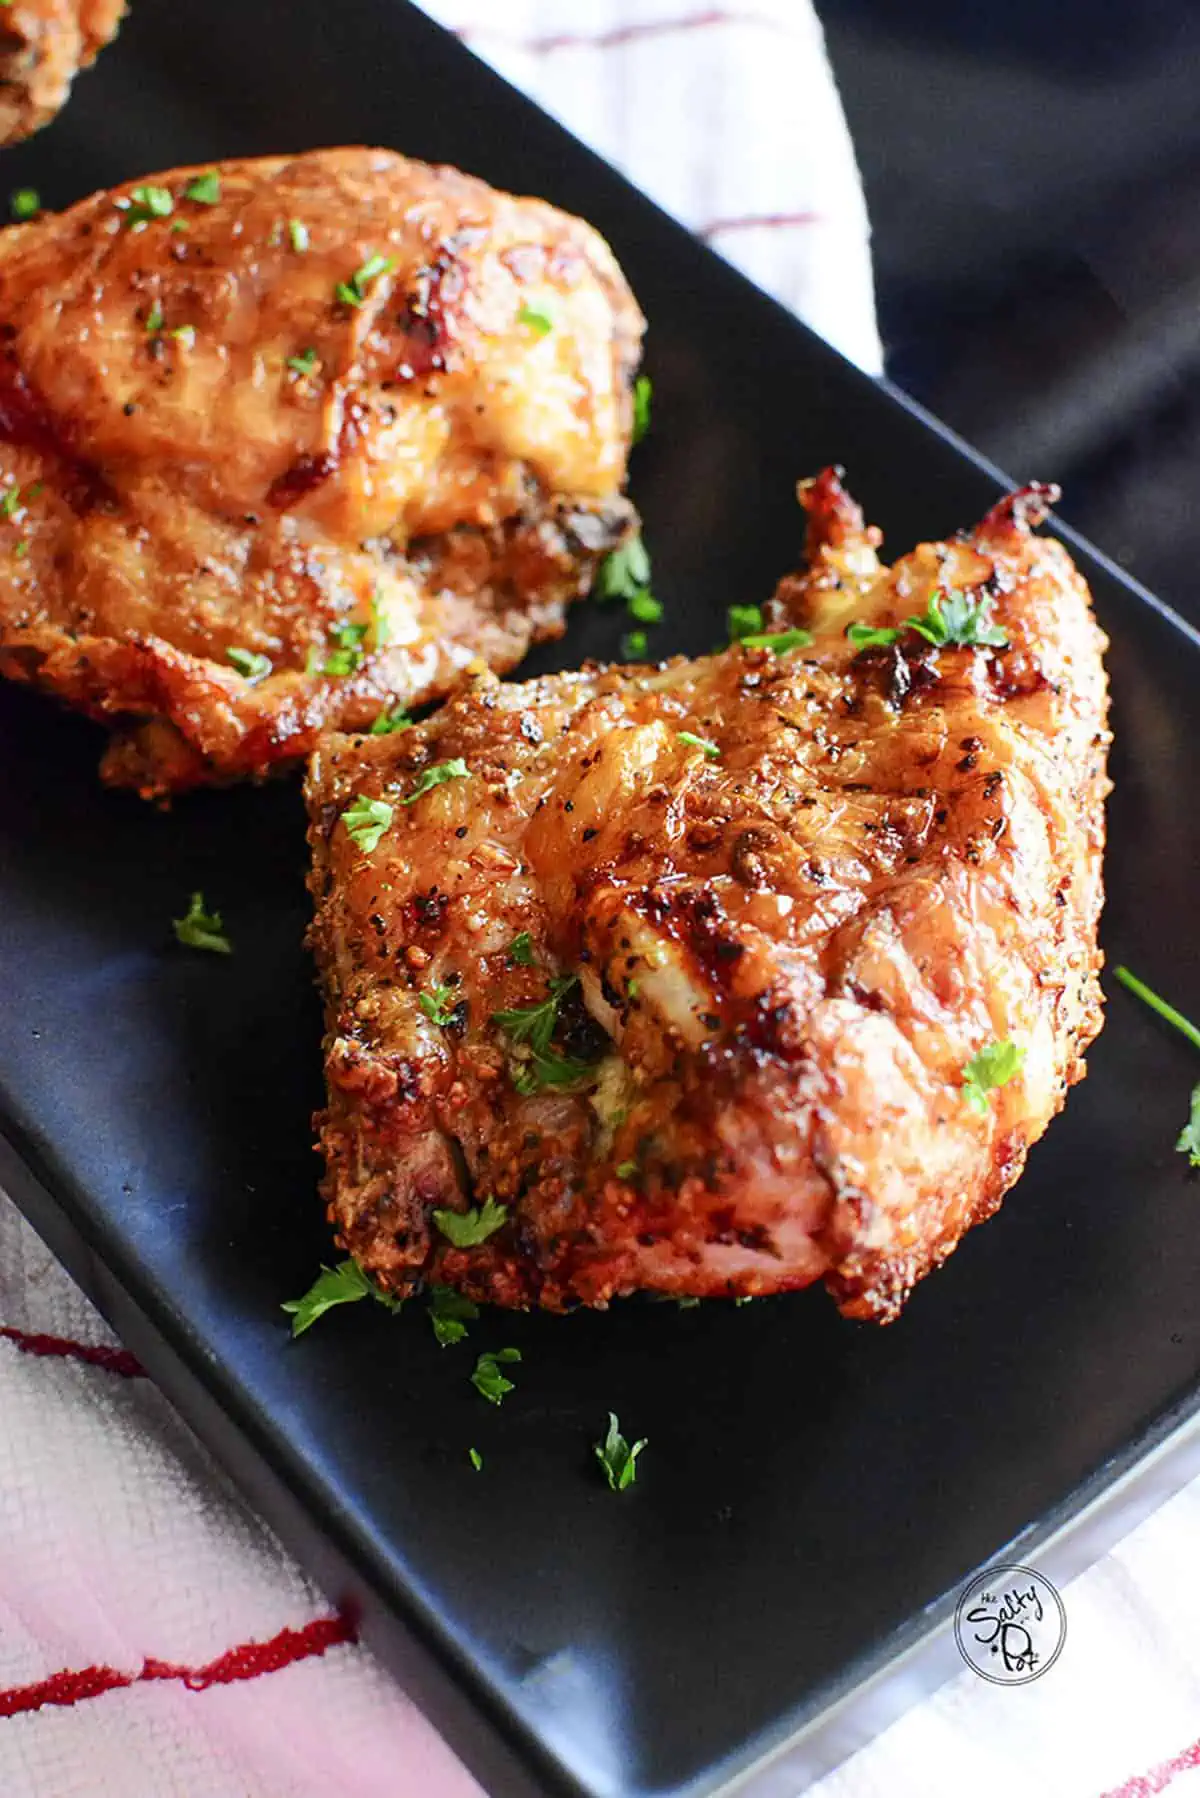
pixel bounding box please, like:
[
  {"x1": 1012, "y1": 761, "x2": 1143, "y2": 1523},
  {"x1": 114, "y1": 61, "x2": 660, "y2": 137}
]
[{"x1": 4, "y1": 6, "x2": 1200, "y2": 1798}]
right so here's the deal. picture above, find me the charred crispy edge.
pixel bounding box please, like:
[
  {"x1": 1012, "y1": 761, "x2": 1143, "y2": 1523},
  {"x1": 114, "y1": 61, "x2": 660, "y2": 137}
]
[{"x1": 797, "y1": 465, "x2": 870, "y2": 553}]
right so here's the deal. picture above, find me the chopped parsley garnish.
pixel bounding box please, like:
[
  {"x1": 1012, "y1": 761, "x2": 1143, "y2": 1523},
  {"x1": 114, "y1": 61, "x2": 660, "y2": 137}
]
[
  {"x1": 632, "y1": 374, "x2": 652, "y2": 445},
  {"x1": 1114, "y1": 966, "x2": 1200, "y2": 1168},
  {"x1": 120, "y1": 184, "x2": 174, "y2": 227},
  {"x1": 184, "y1": 170, "x2": 221, "y2": 205},
  {"x1": 0, "y1": 484, "x2": 21, "y2": 518},
  {"x1": 402, "y1": 759, "x2": 470, "y2": 805},
  {"x1": 168, "y1": 324, "x2": 195, "y2": 347},
  {"x1": 677, "y1": 731, "x2": 720, "y2": 759},
  {"x1": 739, "y1": 627, "x2": 812, "y2": 653},
  {"x1": 172, "y1": 891, "x2": 231, "y2": 955},
  {"x1": 433, "y1": 1198, "x2": 509, "y2": 1248},
  {"x1": 335, "y1": 252, "x2": 395, "y2": 307},
  {"x1": 281, "y1": 1259, "x2": 403, "y2": 1337},
  {"x1": 728, "y1": 603, "x2": 763, "y2": 641},
  {"x1": 596, "y1": 533, "x2": 651, "y2": 603},
  {"x1": 507, "y1": 931, "x2": 535, "y2": 966},
  {"x1": 493, "y1": 975, "x2": 594, "y2": 1092},
  {"x1": 144, "y1": 300, "x2": 164, "y2": 335},
  {"x1": 428, "y1": 1284, "x2": 479, "y2": 1347},
  {"x1": 288, "y1": 218, "x2": 310, "y2": 252},
  {"x1": 848, "y1": 588, "x2": 1008, "y2": 652},
  {"x1": 369, "y1": 703, "x2": 412, "y2": 736},
  {"x1": 468, "y1": 1447, "x2": 483, "y2": 1471},
  {"x1": 319, "y1": 618, "x2": 369, "y2": 676},
  {"x1": 594, "y1": 1412, "x2": 647, "y2": 1492},
  {"x1": 287, "y1": 347, "x2": 318, "y2": 375},
  {"x1": 14, "y1": 539, "x2": 29, "y2": 558},
  {"x1": 517, "y1": 302, "x2": 554, "y2": 335},
  {"x1": 225, "y1": 645, "x2": 272, "y2": 681},
  {"x1": 961, "y1": 1039, "x2": 1026, "y2": 1114},
  {"x1": 627, "y1": 589, "x2": 663, "y2": 624},
  {"x1": 615, "y1": 1160, "x2": 638, "y2": 1180},
  {"x1": 341, "y1": 795, "x2": 393, "y2": 853},
  {"x1": 418, "y1": 983, "x2": 459, "y2": 1028},
  {"x1": 10, "y1": 187, "x2": 39, "y2": 221},
  {"x1": 471, "y1": 1347, "x2": 521, "y2": 1405},
  {"x1": 846, "y1": 621, "x2": 904, "y2": 650},
  {"x1": 621, "y1": 629, "x2": 649, "y2": 660}
]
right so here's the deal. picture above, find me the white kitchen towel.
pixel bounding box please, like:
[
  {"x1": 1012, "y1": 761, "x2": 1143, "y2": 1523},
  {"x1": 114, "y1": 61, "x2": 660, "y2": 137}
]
[{"x1": 17, "y1": 9, "x2": 1200, "y2": 1798}]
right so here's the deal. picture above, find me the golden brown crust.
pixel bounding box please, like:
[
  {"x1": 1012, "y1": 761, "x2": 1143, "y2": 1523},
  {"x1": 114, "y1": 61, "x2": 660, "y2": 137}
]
[
  {"x1": 304, "y1": 472, "x2": 1110, "y2": 1320},
  {"x1": 0, "y1": 147, "x2": 643, "y2": 793},
  {"x1": 0, "y1": 0, "x2": 124, "y2": 144}
]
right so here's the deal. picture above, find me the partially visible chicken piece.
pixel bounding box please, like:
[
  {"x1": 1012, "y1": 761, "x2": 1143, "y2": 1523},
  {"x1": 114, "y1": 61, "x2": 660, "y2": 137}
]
[
  {"x1": 0, "y1": 0, "x2": 123, "y2": 144},
  {"x1": 305, "y1": 472, "x2": 1110, "y2": 1321},
  {"x1": 0, "y1": 148, "x2": 642, "y2": 795}
]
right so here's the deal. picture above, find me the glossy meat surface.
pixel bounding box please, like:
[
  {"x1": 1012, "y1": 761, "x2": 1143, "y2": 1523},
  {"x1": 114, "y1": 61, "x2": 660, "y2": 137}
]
[
  {"x1": 0, "y1": 148, "x2": 642, "y2": 793},
  {"x1": 0, "y1": 0, "x2": 124, "y2": 143},
  {"x1": 305, "y1": 473, "x2": 1110, "y2": 1319}
]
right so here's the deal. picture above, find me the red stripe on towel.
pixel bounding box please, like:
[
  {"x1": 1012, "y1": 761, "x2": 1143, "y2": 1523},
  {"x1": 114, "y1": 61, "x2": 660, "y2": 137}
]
[
  {"x1": 699, "y1": 209, "x2": 823, "y2": 239},
  {"x1": 455, "y1": 10, "x2": 784, "y2": 56},
  {"x1": 0, "y1": 1323, "x2": 144, "y2": 1378},
  {"x1": 0, "y1": 1615, "x2": 355, "y2": 1719},
  {"x1": 1100, "y1": 1733, "x2": 1200, "y2": 1797}
]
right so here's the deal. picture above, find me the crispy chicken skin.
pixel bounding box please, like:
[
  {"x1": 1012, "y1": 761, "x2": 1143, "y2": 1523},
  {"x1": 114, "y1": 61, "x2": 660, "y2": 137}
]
[
  {"x1": 305, "y1": 472, "x2": 1110, "y2": 1320},
  {"x1": 0, "y1": 148, "x2": 642, "y2": 795},
  {"x1": 0, "y1": 0, "x2": 124, "y2": 144}
]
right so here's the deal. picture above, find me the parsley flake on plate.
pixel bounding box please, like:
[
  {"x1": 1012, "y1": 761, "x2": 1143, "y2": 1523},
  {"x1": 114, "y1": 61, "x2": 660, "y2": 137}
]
[
  {"x1": 225, "y1": 645, "x2": 272, "y2": 682},
  {"x1": 341, "y1": 795, "x2": 393, "y2": 853},
  {"x1": 627, "y1": 589, "x2": 663, "y2": 624},
  {"x1": 471, "y1": 1347, "x2": 521, "y2": 1405},
  {"x1": 468, "y1": 1447, "x2": 484, "y2": 1472},
  {"x1": 433, "y1": 1198, "x2": 509, "y2": 1248},
  {"x1": 594, "y1": 1412, "x2": 647, "y2": 1492},
  {"x1": 335, "y1": 252, "x2": 395, "y2": 307},
  {"x1": 677, "y1": 731, "x2": 720, "y2": 760},
  {"x1": 621, "y1": 629, "x2": 649, "y2": 660},
  {"x1": 418, "y1": 983, "x2": 460, "y2": 1028},
  {"x1": 184, "y1": 170, "x2": 221, "y2": 205},
  {"x1": 739, "y1": 627, "x2": 812, "y2": 653},
  {"x1": 517, "y1": 302, "x2": 554, "y2": 335},
  {"x1": 281, "y1": 1259, "x2": 403, "y2": 1337},
  {"x1": 369, "y1": 704, "x2": 412, "y2": 736},
  {"x1": 961, "y1": 1039, "x2": 1025, "y2": 1114},
  {"x1": 727, "y1": 603, "x2": 763, "y2": 642},
  {"x1": 10, "y1": 187, "x2": 39, "y2": 221},
  {"x1": 172, "y1": 891, "x2": 231, "y2": 955},
  {"x1": 493, "y1": 975, "x2": 595, "y2": 1092},
  {"x1": 427, "y1": 1284, "x2": 480, "y2": 1347},
  {"x1": 402, "y1": 759, "x2": 470, "y2": 805},
  {"x1": 632, "y1": 374, "x2": 652, "y2": 446},
  {"x1": 1114, "y1": 966, "x2": 1200, "y2": 1168}
]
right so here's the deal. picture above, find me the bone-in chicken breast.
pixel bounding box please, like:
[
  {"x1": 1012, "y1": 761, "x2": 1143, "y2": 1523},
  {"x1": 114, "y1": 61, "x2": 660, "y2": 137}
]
[
  {"x1": 305, "y1": 472, "x2": 1109, "y2": 1320},
  {"x1": 0, "y1": 0, "x2": 124, "y2": 144},
  {"x1": 0, "y1": 148, "x2": 642, "y2": 795}
]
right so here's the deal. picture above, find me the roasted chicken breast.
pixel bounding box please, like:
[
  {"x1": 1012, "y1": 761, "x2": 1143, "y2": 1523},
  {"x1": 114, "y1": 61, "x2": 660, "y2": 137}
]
[
  {"x1": 0, "y1": 148, "x2": 642, "y2": 795},
  {"x1": 0, "y1": 0, "x2": 123, "y2": 144},
  {"x1": 305, "y1": 472, "x2": 1109, "y2": 1320}
]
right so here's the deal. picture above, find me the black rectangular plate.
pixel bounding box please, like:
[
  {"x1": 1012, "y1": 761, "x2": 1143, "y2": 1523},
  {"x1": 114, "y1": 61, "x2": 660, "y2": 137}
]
[{"x1": 3, "y1": 6, "x2": 1200, "y2": 1797}]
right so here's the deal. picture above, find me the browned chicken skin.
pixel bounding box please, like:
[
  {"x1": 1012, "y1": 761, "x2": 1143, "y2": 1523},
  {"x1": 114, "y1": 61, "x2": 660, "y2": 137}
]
[
  {"x1": 0, "y1": 0, "x2": 124, "y2": 144},
  {"x1": 0, "y1": 148, "x2": 642, "y2": 794},
  {"x1": 305, "y1": 472, "x2": 1109, "y2": 1321}
]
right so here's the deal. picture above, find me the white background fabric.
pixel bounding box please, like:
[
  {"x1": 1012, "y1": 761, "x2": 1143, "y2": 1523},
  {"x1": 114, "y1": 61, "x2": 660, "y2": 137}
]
[{"x1": 3, "y1": 4, "x2": 1198, "y2": 1797}]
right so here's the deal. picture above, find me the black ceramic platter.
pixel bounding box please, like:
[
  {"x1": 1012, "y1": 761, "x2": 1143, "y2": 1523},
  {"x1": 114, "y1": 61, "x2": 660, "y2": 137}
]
[{"x1": 2, "y1": 6, "x2": 1200, "y2": 1797}]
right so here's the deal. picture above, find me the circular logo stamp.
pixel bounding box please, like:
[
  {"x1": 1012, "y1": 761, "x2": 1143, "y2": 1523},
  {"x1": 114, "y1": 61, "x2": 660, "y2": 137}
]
[{"x1": 954, "y1": 1564, "x2": 1066, "y2": 1685}]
